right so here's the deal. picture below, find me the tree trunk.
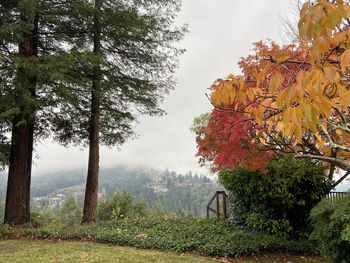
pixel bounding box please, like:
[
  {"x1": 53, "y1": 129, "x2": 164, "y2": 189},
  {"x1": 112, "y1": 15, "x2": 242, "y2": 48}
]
[
  {"x1": 4, "y1": 10, "x2": 38, "y2": 225},
  {"x1": 4, "y1": 119, "x2": 34, "y2": 225},
  {"x1": 82, "y1": 0, "x2": 102, "y2": 224}
]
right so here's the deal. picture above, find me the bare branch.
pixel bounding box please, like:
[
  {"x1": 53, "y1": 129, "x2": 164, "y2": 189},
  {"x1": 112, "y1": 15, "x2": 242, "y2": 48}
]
[{"x1": 296, "y1": 153, "x2": 350, "y2": 172}]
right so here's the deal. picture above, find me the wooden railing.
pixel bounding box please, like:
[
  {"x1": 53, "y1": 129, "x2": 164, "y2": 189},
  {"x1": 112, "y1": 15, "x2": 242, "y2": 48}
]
[
  {"x1": 207, "y1": 191, "x2": 228, "y2": 219},
  {"x1": 327, "y1": 191, "x2": 350, "y2": 201}
]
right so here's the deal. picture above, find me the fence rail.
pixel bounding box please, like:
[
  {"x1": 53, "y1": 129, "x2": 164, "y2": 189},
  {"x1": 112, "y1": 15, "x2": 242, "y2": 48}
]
[
  {"x1": 207, "y1": 191, "x2": 228, "y2": 219},
  {"x1": 327, "y1": 191, "x2": 350, "y2": 201}
]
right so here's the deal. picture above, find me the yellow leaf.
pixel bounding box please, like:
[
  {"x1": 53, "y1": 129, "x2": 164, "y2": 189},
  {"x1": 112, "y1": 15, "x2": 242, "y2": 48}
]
[
  {"x1": 301, "y1": 103, "x2": 312, "y2": 121},
  {"x1": 270, "y1": 72, "x2": 283, "y2": 95},
  {"x1": 331, "y1": 31, "x2": 346, "y2": 46},
  {"x1": 336, "y1": 130, "x2": 343, "y2": 136},
  {"x1": 323, "y1": 67, "x2": 340, "y2": 83},
  {"x1": 344, "y1": 5, "x2": 350, "y2": 17},
  {"x1": 259, "y1": 137, "x2": 266, "y2": 145},
  {"x1": 340, "y1": 90, "x2": 350, "y2": 107},
  {"x1": 246, "y1": 89, "x2": 255, "y2": 102},
  {"x1": 340, "y1": 49, "x2": 350, "y2": 71},
  {"x1": 295, "y1": 124, "x2": 303, "y2": 143},
  {"x1": 277, "y1": 55, "x2": 290, "y2": 63}
]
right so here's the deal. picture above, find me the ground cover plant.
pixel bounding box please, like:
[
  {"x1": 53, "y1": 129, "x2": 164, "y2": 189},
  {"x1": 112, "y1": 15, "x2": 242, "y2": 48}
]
[{"x1": 0, "y1": 217, "x2": 318, "y2": 257}]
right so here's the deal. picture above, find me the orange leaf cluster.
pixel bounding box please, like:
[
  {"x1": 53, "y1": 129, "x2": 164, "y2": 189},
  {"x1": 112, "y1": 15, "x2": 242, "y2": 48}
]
[{"x1": 210, "y1": 0, "x2": 350, "y2": 172}]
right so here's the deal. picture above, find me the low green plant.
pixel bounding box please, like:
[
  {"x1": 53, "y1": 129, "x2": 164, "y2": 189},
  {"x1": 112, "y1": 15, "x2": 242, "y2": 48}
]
[
  {"x1": 0, "y1": 216, "x2": 318, "y2": 257},
  {"x1": 97, "y1": 191, "x2": 147, "y2": 221},
  {"x1": 0, "y1": 224, "x2": 12, "y2": 237},
  {"x1": 30, "y1": 209, "x2": 57, "y2": 227},
  {"x1": 310, "y1": 198, "x2": 350, "y2": 263},
  {"x1": 342, "y1": 225, "x2": 350, "y2": 242},
  {"x1": 58, "y1": 195, "x2": 81, "y2": 225}
]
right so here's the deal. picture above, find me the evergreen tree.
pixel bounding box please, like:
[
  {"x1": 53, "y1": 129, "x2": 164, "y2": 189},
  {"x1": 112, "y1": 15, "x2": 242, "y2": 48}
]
[
  {"x1": 0, "y1": 0, "x2": 85, "y2": 224},
  {"x1": 0, "y1": 0, "x2": 40, "y2": 224},
  {"x1": 50, "y1": 0, "x2": 186, "y2": 223}
]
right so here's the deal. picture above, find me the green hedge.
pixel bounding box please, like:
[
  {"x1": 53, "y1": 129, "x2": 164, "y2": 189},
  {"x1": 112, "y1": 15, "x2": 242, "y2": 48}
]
[
  {"x1": 219, "y1": 154, "x2": 330, "y2": 238},
  {"x1": 0, "y1": 217, "x2": 318, "y2": 257},
  {"x1": 310, "y1": 198, "x2": 350, "y2": 263}
]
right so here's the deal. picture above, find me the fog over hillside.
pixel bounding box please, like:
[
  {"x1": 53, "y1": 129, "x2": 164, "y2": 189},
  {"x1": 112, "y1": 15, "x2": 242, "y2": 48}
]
[{"x1": 0, "y1": 166, "x2": 220, "y2": 217}]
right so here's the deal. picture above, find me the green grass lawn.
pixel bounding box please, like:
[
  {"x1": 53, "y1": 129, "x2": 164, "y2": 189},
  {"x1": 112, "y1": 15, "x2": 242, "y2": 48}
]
[
  {"x1": 0, "y1": 240, "x2": 330, "y2": 263},
  {"x1": 0, "y1": 240, "x2": 212, "y2": 263}
]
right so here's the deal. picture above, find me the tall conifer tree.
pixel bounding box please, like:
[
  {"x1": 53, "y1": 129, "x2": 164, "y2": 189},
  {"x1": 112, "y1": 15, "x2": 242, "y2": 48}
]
[
  {"x1": 51, "y1": 0, "x2": 186, "y2": 223},
  {"x1": 0, "y1": 0, "x2": 83, "y2": 224}
]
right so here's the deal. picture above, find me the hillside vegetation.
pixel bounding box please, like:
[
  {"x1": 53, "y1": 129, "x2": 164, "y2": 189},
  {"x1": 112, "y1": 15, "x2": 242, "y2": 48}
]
[{"x1": 0, "y1": 167, "x2": 219, "y2": 217}]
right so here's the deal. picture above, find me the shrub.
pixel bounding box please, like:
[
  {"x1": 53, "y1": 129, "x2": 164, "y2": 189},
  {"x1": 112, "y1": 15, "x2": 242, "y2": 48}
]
[
  {"x1": 97, "y1": 191, "x2": 147, "y2": 220},
  {"x1": 0, "y1": 224, "x2": 12, "y2": 238},
  {"x1": 342, "y1": 225, "x2": 350, "y2": 242},
  {"x1": 30, "y1": 208, "x2": 57, "y2": 227},
  {"x1": 310, "y1": 198, "x2": 350, "y2": 263},
  {"x1": 219, "y1": 154, "x2": 331, "y2": 237},
  {"x1": 58, "y1": 195, "x2": 81, "y2": 225}
]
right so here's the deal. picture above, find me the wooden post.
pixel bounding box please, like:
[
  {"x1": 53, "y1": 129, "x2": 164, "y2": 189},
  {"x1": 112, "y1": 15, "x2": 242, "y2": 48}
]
[
  {"x1": 216, "y1": 192, "x2": 220, "y2": 219},
  {"x1": 223, "y1": 193, "x2": 227, "y2": 219}
]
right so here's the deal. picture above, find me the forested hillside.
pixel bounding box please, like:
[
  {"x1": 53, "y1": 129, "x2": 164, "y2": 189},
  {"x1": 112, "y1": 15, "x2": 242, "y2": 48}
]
[{"x1": 0, "y1": 167, "x2": 219, "y2": 217}]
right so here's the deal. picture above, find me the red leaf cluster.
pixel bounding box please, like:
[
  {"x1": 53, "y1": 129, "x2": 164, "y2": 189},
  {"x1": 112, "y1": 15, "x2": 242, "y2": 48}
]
[{"x1": 195, "y1": 108, "x2": 273, "y2": 173}]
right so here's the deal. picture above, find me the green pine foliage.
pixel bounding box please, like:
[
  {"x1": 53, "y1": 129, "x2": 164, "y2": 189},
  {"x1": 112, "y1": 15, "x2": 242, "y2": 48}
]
[
  {"x1": 0, "y1": 0, "x2": 89, "y2": 160},
  {"x1": 50, "y1": 0, "x2": 186, "y2": 147}
]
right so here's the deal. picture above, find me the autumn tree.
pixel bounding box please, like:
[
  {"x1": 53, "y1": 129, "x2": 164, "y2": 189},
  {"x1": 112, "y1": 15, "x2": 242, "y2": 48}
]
[
  {"x1": 50, "y1": 0, "x2": 186, "y2": 223},
  {"x1": 210, "y1": 0, "x2": 350, "y2": 185},
  {"x1": 192, "y1": 109, "x2": 273, "y2": 172}
]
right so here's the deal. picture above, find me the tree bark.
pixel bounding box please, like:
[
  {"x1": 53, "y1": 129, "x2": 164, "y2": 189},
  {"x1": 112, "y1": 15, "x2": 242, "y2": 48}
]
[
  {"x1": 4, "y1": 10, "x2": 38, "y2": 225},
  {"x1": 82, "y1": 0, "x2": 102, "y2": 224},
  {"x1": 4, "y1": 118, "x2": 34, "y2": 225}
]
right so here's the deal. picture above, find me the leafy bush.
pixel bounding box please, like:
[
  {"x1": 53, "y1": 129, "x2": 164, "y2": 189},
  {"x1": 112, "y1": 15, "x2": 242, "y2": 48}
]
[
  {"x1": 0, "y1": 224, "x2": 12, "y2": 237},
  {"x1": 310, "y1": 198, "x2": 350, "y2": 263},
  {"x1": 58, "y1": 195, "x2": 81, "y2": 225},
  {"x1": 342, "y1": 225, "x2": 350, "y2": 242},
  {"x1": 97, "y1": 191, "x2": 147, "y2": 220},
  {"x1": 219, "y1": 154, "x2": 331, "y2": 237},
  {"x1": 30, "y1": 208, "x2": 58, "y2": 227}
]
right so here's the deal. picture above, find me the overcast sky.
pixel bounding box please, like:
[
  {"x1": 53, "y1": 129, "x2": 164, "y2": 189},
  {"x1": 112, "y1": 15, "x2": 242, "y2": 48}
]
[{"x1": 32, "y1": 0, "x2": 296, "y2": 176}]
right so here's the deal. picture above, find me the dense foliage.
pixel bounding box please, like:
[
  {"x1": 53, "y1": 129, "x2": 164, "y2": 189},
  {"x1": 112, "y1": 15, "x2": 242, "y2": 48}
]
[
  {"x1": 0, "y1": 217, "x2": 318, "y2": 257},
  {"x1": 193, "y1": 109, "x2": 273, "y2": 172},
  {"x1": 97, "y1": 191, "x2": 147, "y2": 220},
  {"x1": 58, "y1": 195, "x2": 82, "y2": 225},
  {"x1": 219, "y1": 155, "x2": 331, "y2": 237},
  {"x1": 310, "y1": 197, "x2": 350, "y2": 263},
  {"x1": 0, "y1": 0, "x2": 185, "y2": 224},
  {"x1": 210, "y1": 0, "x2": 350, "y2": 175}
]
